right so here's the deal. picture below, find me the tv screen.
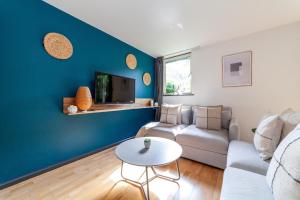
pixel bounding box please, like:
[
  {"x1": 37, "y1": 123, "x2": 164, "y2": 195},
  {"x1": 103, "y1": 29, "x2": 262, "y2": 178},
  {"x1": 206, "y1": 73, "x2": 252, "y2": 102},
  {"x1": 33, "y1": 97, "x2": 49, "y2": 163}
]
[{"x1": 95, "y1": 72, "x2": 135, "y2": 104}]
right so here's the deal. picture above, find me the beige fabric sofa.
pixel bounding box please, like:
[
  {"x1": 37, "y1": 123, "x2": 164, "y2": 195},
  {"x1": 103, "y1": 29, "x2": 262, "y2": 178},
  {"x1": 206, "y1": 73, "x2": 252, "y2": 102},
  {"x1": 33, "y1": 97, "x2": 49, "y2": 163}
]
[{"x1": 137, "y1": 106, "x2": 240, "y2": 169}]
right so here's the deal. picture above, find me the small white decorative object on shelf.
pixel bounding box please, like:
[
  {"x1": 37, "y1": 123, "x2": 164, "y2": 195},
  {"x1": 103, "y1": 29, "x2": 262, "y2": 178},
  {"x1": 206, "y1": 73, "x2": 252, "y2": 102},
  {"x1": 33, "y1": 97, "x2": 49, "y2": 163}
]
[
  {"x1": 154, "y1": 102, "x2": 158, "y2": 107},
  {"x1": 144, "y1": 138, "x2": 151, "y2": 149},
  {"x1": 67, "y1": 105, "x2": 78, "y2": 114},
  {"x1": 150, "y1": 100, "x2": 154, "y2": 106}
]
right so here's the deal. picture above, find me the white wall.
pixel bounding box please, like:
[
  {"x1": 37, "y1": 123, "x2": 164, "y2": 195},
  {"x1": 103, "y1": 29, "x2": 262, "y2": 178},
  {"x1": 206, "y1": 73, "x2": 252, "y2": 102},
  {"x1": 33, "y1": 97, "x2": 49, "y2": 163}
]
[{"x1": 164, "y1": 22, "x2": 300, "y2": 142}]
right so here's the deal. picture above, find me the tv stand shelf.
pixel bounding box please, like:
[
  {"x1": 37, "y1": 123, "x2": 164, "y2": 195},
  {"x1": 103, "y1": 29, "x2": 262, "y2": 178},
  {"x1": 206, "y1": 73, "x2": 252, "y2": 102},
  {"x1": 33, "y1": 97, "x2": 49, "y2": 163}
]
[{"x1": 63, "y1": 97, "x2": 158, "y2": 115}]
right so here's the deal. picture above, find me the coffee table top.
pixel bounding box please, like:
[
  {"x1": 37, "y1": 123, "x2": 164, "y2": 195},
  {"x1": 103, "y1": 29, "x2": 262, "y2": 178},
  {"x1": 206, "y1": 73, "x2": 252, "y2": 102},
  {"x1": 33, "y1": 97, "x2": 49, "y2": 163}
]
[{"x1": 115, "y1": 137, "x2": 182, "y2": 166}]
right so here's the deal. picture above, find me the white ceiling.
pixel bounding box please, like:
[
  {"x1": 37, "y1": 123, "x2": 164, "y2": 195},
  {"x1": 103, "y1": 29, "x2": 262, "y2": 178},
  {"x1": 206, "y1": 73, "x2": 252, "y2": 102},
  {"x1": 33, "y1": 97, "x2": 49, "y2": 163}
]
[{"x1": 44, "y1": 0, "x2": 300, "y2": 57}]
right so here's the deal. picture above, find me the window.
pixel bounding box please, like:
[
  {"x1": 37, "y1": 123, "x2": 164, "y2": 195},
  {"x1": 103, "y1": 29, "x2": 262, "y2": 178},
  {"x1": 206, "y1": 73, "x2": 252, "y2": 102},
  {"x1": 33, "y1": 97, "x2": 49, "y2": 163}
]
[{"x1": 163, "y1": 53, "x2": 192, "y2": 95}]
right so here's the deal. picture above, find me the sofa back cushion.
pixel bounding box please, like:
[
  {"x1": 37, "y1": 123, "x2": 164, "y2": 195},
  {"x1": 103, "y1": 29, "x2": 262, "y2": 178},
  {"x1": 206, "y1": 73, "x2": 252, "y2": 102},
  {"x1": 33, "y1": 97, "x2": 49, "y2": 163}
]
[
  {"x1": 266, "y1": 123, "x2": 300, "y2": 200},
  {"x1": 221, "y1": 107, "x2": 232, "y2": 129},
  {"x1": 253, "y1": 114, "x2": 283, "y2": 160},
  {"x1": 181, "y1": 105, "x2": 193, "y2": 125},
  {"x1": 194, "y1": 106, "x2": 222, "y2": 130}
]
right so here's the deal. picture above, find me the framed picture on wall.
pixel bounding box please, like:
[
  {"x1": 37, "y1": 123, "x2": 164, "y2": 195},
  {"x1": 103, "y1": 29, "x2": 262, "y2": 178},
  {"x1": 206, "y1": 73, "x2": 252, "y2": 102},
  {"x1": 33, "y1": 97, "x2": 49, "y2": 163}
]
[{"x1": 222, "y1": 51, "x2": 252, "y2": 87}]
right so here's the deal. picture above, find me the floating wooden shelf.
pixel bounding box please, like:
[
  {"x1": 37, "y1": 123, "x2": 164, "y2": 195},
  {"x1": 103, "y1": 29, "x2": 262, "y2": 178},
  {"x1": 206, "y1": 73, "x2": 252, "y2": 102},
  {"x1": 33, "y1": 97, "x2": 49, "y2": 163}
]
[{"x1": 63, "y1": 97, "x2": 158, "y2": 115}]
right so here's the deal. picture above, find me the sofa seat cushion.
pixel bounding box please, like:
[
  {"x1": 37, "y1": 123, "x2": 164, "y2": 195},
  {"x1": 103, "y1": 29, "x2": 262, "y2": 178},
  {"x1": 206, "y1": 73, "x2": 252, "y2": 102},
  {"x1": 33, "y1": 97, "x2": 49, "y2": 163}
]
[
  {"x1": 221, "y1": 167, "x2": 273, "y2": 200},
  {"x1": 144, "y1": 123, "x2": 187, "y2": 140},
  {"x1": 176, "y1": 125, "x2": 229, "y2": 155},
  {"x1": 227, "y1": 140, "x2": 269, "y2": 175}
]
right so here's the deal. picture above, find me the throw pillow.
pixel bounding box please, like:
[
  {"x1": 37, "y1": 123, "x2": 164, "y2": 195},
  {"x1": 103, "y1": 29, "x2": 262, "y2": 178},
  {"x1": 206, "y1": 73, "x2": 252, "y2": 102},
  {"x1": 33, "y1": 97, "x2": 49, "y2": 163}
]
[
  {"x1": 195, "y1": 106, "x2": 222, "y2": 130},
  {"x1": 195, "y1": 107, "x2": 208, "y2": 129},
  {"x1": 161, "y1": 104, "x2": 182, "y2": 124},
  {"x1": 253, "y1": 115, "x2": 283, "y2": 160},
  {"x1": 160, "y1": 105, "x2": 180, "y2": 125},
  {"x1": 280, "y1": 108, "x2": 300, "y2": 141},
  {"x1": 266, "y1": 124, "x2": 300, "y2": 200}
]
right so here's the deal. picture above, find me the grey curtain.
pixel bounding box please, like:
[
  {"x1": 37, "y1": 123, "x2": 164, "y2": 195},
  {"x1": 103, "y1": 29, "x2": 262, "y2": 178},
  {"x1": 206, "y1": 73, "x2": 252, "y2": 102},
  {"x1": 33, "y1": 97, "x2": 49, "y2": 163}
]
[{"x1": 154, "y1": 57, "x2": 163, "y2": 121}]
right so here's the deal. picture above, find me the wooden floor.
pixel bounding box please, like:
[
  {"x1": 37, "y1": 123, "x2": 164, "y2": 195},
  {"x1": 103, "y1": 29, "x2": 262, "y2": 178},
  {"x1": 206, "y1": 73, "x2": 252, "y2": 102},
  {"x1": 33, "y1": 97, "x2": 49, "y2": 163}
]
[{"x1": 0, "y1": 147, "x2": 223, "y2": 200}]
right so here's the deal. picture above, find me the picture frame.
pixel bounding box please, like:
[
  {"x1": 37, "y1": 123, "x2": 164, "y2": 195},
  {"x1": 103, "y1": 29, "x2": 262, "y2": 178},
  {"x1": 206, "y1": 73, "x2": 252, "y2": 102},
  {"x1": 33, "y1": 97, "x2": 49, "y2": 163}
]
[{"x1": 222, "y1": 51, "x2": 252, "y2": 87}]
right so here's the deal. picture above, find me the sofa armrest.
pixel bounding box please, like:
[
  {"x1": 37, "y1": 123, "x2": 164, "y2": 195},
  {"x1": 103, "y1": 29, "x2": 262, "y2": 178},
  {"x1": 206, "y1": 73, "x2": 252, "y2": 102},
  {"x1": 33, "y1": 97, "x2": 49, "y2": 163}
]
[
  {"x1": 135, "y1": 122, "x2": 160, "y2": 137},
  {"x1": 229, "y1": 118, "x2": 240, "y2": 141}
]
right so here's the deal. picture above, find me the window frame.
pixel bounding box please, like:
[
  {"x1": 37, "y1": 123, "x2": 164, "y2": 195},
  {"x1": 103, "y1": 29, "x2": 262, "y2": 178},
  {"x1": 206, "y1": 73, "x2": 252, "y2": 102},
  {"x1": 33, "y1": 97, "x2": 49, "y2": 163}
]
[{"x1": 163, "y1": 53, "x2": 193, "y2": 96}]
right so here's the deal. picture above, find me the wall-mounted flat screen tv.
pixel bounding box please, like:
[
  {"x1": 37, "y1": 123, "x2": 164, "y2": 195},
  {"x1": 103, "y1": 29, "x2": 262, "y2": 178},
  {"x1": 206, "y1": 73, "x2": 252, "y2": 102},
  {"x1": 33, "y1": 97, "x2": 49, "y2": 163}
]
[{"x1": 95, "y1": 72, "x2": 135, "y2": 104}]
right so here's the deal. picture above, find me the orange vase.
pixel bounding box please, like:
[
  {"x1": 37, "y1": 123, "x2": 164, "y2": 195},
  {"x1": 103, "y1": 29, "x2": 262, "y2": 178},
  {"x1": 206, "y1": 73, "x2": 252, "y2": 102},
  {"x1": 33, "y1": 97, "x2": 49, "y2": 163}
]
[{"x1": 75, "y1": 87, "x2": 92, "y2": 111}]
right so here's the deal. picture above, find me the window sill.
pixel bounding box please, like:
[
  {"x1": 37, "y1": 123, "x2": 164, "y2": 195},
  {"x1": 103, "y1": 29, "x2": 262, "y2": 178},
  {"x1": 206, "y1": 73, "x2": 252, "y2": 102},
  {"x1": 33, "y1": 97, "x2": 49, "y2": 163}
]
[{"x1": 163, "y1": 93, "x2": 194, "y2": 96}]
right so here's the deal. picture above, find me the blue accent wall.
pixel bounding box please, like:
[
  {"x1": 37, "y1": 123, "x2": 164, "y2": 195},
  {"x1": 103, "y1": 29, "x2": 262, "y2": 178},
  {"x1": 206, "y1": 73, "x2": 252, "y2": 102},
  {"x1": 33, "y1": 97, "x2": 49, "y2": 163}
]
[{"x1": 0, "y1": 1, "x2": 155, "y2": 186}]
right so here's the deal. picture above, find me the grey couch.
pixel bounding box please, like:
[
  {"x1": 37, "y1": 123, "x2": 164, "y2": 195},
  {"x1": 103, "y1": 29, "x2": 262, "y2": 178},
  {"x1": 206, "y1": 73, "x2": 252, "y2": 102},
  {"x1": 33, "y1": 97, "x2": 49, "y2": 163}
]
[
  {"x1": 221, "y1": 140, "x2": 273, "y2": 200},
  {"x1": 221, "y1": 111, "x2": 300, "y2": 199},
  {"x1": 138, "y1": 105, "x2": 275, "y2": 199},
  {"x1": 138, "y1": 106, "x2": 240, "y2": 169}
]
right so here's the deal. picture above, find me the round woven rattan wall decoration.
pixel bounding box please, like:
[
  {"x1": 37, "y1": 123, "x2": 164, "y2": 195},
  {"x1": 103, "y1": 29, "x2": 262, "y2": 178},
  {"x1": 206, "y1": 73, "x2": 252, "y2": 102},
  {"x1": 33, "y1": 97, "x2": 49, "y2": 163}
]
[
  {"x1": 143, "y1": 72, "x2": 151, "y2": 86},
  {"x1": 43, "y1": 32, "x2": 73, "y2": 59},
  {"x1": 126, "y1": 54, "x2": 137, "y2": 69}
]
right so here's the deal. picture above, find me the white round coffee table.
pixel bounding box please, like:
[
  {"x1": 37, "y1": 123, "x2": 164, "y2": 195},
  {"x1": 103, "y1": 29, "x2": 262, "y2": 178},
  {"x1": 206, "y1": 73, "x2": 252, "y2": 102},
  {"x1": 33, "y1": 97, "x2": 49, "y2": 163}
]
[{"x1": 115, "y1": 137, "x2": 182, "y2": 200}]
